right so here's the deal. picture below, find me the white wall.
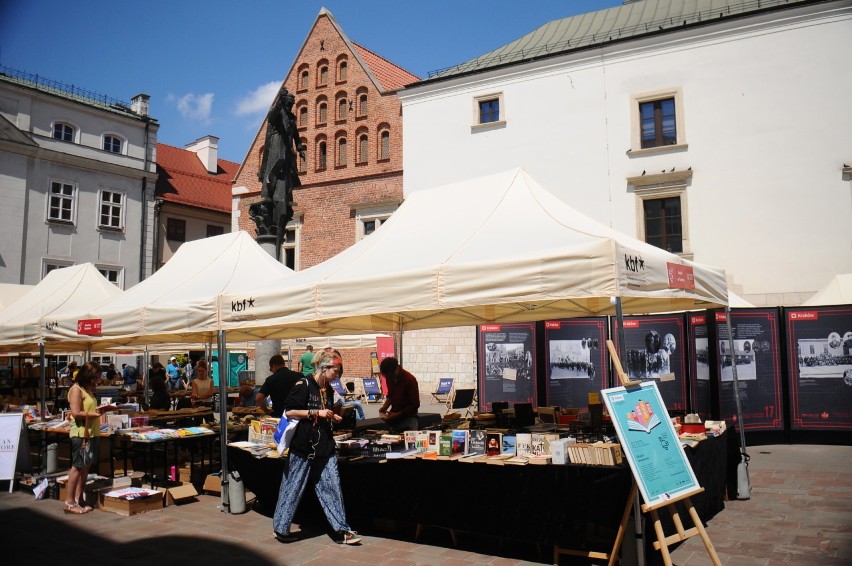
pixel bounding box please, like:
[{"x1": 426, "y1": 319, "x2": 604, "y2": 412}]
[{"x1": 401, "y1": 4, "x2": 852, "y2": 305}]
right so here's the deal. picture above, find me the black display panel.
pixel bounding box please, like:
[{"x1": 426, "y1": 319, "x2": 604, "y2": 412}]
[
  {"x1": 688, "y1": 312, "x2": 713, "y2": 419},
  {"x1": 786, "y1": 306, "x2": 852, "y2": 431},
  {"x1": 543, "y1": 317, "x2": 608, "y2": 409},
  {"x1": 477, "y1": 323, "x2": 537, "y2": 410}
]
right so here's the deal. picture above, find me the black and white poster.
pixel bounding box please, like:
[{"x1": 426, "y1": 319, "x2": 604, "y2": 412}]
[
  {"x1": 786, "y1": 306, "x2": 852, "y2": 431},
  {"x1": 610, "y1": 315, "x2": 688, "y2": 412},
  {"x1": 715, "y1": 309, "x2": 783, "y2": 431},
  {"x1": 688, "y1": 312, "x2": 712, "y2": 419},
  {"x1": 477, "y1": 323, "x2": 537, "y2": 410},
  {"x1": 543, "y1": 318, "x2": 608, "y2": 409}
]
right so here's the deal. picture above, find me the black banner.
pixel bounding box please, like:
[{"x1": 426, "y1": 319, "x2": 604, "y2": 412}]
[
  {"x1": 543, "y1": 318, "x2": 608, "y2": 409},
  {"x1": 786, "y1": 306, "x2": 852, "y2": 430},
  {"x1": 610, "y1": 314, "x2": 689, "y2": 412},
  {"x1": 688, "y1": 312, "x2": 712, "y2": 419},
  {"x1": 715, "y1": 309, "x2": 783, "y2": 431},
  {"x1": 477, "y1": 323, "x2": 537, "y2": 410}
]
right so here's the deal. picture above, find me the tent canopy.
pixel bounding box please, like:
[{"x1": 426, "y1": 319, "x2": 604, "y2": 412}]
[
  {"x1": 51, "y1": 231, "x2": 293, "y2": 349},
  {"x1": 0, "y1": 284, "x2": 34, "y2": 311},
  {"x1": 802, "y1": 274, "x2": 852, "y2": 306},
  {"x1": 219, "y1": 168, "x2": 728, "y2": 339},
  {"x1": 0, "y1": 264, "x2": 122, "y2": 351}
]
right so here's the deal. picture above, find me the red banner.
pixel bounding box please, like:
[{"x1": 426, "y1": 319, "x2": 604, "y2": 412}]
[
  {"x1": 666, "y1": 262, "x2": 695, "y2": 289},
  {"x1": 77, "y1": 319, "x2": 102, "y2": 335}
]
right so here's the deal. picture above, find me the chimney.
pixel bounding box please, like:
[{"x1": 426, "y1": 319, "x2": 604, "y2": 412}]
[
  {"x1": 131, "y1": 93, "x2": 150, "y2": 117},
  {"x1": 185, "y1": 135, "x2": 219, "y2": 174}
]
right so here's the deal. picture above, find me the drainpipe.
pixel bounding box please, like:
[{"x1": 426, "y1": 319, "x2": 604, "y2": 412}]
[{"x1": 139, "y1": 119, "x2": 151, "y2": 282}]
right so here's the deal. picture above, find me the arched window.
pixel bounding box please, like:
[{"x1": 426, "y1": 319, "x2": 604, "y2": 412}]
[
  {"x1": 359, "y1": 93, "x2": 368, "y2": 116},
  {"x1": 337, "y1": 137, "x2": 347, "y2": 166},
  {"x1": 298, "y1": 106, "x2": 308, "y2": 127},
  {"x1": 319, "y1": 66, "x2": 328, "y2": 86},
  {"x1": 338, "y1": 98, "x2": 348, "y2": 120},
  {"x1": 379, "y1": 130, "x2": 390, "y2": 160},
  {"x1": 338, "y1": 61, "x2": 347, "y2": 82},
  {"x1": 300, "y1": 70, "x2": 309, "y2": 90},
  {"x1": 317, "y1": 141, "x2": 327, "y2": 170},
  {"x1": 102, "y1": 134, "x2": 124, "y2": 154},
  {"x1": 358, "y1": 134, "x2": 368, "y2": 164},
  {"x1": 298, "y1": 137, "x2": 307, "y2": 172},
  {"x1": 53, "y1": 122, "x2": 75, "y2": 142},
  {"x1": 317, "y1": 101, "x2": 327, "y2": 125}
]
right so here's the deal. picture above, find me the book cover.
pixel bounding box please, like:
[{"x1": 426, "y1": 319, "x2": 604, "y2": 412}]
[
  {"x1": 404, "y1": 430, "x2": 418, "y2": 451},
  {"x1": 426, "y1": 430, "x2": 440, "y2": 453},
  {"x1": 502, "y1": 435, "x2": 516, "y2": 456},
  {"x1": 468, "y1": 430, "x2": 486, "y2": 455},
  {"x1": 515, "y1": 433, "x2": 532, "y2": 457},
  {"x1": 438, "y1": 434, "x2": 452, "y2": 457},
  {"x1": 451, "y1": 430, "x2": 469, "y2": 457},
  {"x1": 416, "y1": 431, "x2": 429, "y2": 453},
  {"x1": 486, "y1": 432, "x2": 503, "y2": 456}
]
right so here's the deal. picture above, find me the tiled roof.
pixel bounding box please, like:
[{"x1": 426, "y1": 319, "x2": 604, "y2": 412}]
[
  {"x1": 426, "y1": 0, "x2": 814, "y2": 81},
  {"x1": 155, "y1": 143, "x2": 239, "y2": 213},
  {"x1": 352, "y1": 42, "x2": 420, "y2": 91}
]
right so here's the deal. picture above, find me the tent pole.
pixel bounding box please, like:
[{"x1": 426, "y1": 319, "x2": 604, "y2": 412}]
[
  {"x1": 615, "y1": 296, "x2": 646, "y2": 566},
  {"x1": 725, "y1": 305, "x2": 751, "y2": 499},
  {"x1": 217, "y1": 330, "x2": 231, "y2": 514},
  {"x1": 143, "y1": 347, "x2": 150, "y2": 406},
  {"x1": 39, "y1": 342, "x2": 47, "y2": 472}
]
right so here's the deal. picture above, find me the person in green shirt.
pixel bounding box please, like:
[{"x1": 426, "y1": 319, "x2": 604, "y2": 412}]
[{"x1": 297, "y1": 345, "x2": 315, "y2": 376}]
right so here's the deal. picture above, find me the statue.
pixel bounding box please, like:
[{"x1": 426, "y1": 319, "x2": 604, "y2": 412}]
[{"x1": 249, "y1": 87, "x2": 305, "y2": 254}]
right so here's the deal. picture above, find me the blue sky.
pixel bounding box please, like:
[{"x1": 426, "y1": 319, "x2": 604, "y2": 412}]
[{"x1": 1, "y1": 1, "x2": 619, "y2": 163}]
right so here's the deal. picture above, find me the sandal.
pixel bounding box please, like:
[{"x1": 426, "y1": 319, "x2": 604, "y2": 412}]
[
  {"x1": 63, "y1": 502, "x2": 86, "y2": 514},
  {"x1": 79, "y1": 505, "x2": 94, "y2": 513}
]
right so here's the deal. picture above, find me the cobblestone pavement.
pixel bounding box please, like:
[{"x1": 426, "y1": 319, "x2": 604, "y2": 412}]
[{"x1": 2, "y1": 398, "x2": 849, "y2": 565}]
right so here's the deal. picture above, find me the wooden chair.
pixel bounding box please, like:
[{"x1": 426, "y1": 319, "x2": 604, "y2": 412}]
[
  {"x1": 446, "y1": 388, "x2": 476, "y2": 417},
  {"x1": 361, "y1": 377, "x2": 384, "y2": 403}
]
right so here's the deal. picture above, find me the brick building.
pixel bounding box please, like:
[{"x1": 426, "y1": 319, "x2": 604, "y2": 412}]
[{"x1": 232, "y1": 8, "x2": 418, "y2": 378}]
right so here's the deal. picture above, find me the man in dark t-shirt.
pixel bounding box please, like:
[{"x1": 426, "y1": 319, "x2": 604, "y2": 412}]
[{"x1": 256, "y1": 354, "x2": 303, "y2": 418}]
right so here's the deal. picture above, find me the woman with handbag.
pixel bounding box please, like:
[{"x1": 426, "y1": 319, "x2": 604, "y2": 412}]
[
  {"x1": 272, "y1": 350, "x2": 361, "y2": 545},
  {"x1": 65, "y1": 361, "x2": 105, "y2": 514}
]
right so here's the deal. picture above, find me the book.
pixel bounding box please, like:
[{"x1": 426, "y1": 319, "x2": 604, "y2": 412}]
[
  {"x1": 404, "y1": 430, "x2": 418, "y2": 451},
  {"x1": 486, "y1": 453, "x2": 514, "y2": 465},
  {"x1": 549, "y1": 437, "x2": 574, "y2": 465},
  {"x1": 416, "y1": 431, "x2": 429, "y2": 453},
  {"x1": 468, "y1": 430, "x2": 486, "y2": 456},
  {"x1": 486, "y1": 432, "x2": 503, "y2": 456},
  {"x1": 626, "y1": 400, "x2": 661, "y2": 434},
  {"x1": 438, "y1": 434, "x2": 452, "y2": 457},
  {"x1": 459, "y1": 452, "x2": 487, "y2": 463},
  {"x1": 386, "y1": 448, "x2": 418, "y2": 459},
  {"x1": 501, "y1": 435, "x2": 516, "y2": 456},
  {"x1": 451, "y1": 430, "x2": 469, "y2": 458},
  {"x1": 527, "y1": 454, "x2": 552, "y2": 465},
  {"x1": 420, "y1": 451, "x2": 439, "y2": 460},
  {"x1": 426, "y1": 430, "x2": 440, "y2": 453},
  {"x1": 505, "y1": 455, "x2": 529, "y2": 465},
  {"x1": 515, "y1": 433, "x2": 532, "y2": 457},
  {"x1": 530, "y1": 433, "x2": 559, "y2": 456}
]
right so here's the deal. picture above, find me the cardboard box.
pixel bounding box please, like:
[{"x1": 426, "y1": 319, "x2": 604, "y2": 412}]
[
  {"x1": 100, "y1": 490, "x2": 164, "y2": 516},
  {"x1": 157, "y1": 482, "x2": 199, "y2": 506},
  {"x1": 202, "y1": 473, "x2": 221, "y2": 495}
]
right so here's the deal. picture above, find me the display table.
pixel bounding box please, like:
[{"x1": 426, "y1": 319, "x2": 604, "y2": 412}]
[{"x1": 116, "y1": 430, "x2": 218, "y2": 488}]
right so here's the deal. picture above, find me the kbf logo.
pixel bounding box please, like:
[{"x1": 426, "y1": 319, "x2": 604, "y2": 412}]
[
  {"x1": 231, "y1": 297, "x2": 256, "y2": 312},
  {"x1": 624, "y1": 254, "x2": 645, "y2": 272}
]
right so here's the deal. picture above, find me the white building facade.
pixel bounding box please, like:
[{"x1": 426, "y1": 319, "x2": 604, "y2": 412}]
[
  {"x1": 0, "y1": 67, "x2": 159, "y2": 288},
  {"x1": 400, "y1": 0, "x2": 852, "y2": 307}
]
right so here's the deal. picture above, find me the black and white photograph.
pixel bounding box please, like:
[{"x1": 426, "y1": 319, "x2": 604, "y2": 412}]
[
  {"x1": 716, "y1": 309, "x2": 783, "y2": 431},
  {"x1": 611, "y1": 315, "x2": 688, "y2": 412},
  {"x1": 543, "y1": 318, "x2": 608, "y2": 409},
  {"x1": 786, "y1": 306, "x2": 852, "y2": 431},
  {"x1": 477, "y1": 323, "x2": 537, "y2": 409},
  {"x1": 688, "y1": 313, "x2": 712, "y2": 419}
]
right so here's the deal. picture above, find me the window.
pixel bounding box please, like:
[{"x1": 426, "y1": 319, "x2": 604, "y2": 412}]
[
  {"x1": 357, "y1": 134, "x2": 368, "y2": 164},
  {"x1": 43, "y1": 260, "x2": 73, "y2": 278},
  {"x1": 300, "y1": 70, "x2": 309, "y2": 90},
  {"x1": 318, "y1": 65, "x2": 328, "y2": 86},
  {"x1": 103, "y1": 134, "x2": 123, "y2": 153},
  {"x1": 206, "y1": 225, "x2": 224, "y2": 238},
  {"x1": 479, "y1": 99, "x2": 499, "y2": 123},
  {"x1": 338, "y1": 61, "x2": 347, "y2": 82},
  {"x1": 166, "y1": 218, "x2": 186, "y2": 242},
  {"x1": 379, "y1": 130, "x2": 390, "y2": 160},
  {"x1": 97, "y1": 266, "x2": 122, "y2": 287},
  {"x1": 338, "y1": 98, "x2": 347, "y2": 120},
  {"x1": 99, "y1": 190, "x2": 123, "y2": 230},
  {"x1": 318, "y1": 102, "x2": 327, "y2": 124},
  {"x1": 358, "y1": 93, "x2": 367, "y2": 116},
  {"x1": 47, "y1": 181, "x2": 75, "y2": 222},
  {"x1": 643, "y1": 197, "x2": 682, "y2": 253},
  {"x1": 356, "y1": 210, "x2": 393, "y2": 241},
  {"x1": 640, "y1": 98, "x2": 676, "y2": 149},
  {"x1": 298, "y1": 106, "x2": 308, "y2": 127},
  {"x1": 298, "y1": 137, "x2": 307, "y2": 172},
  {"x1": 630, "y1": 88, "x2": 686, "y2": 153},
  {"x1": 318, "y1": 141, "x2": 327, "y2": 170},
  {"x1": 337, "y1": 137, "x2": 347, "y2": 166},
  {"x1": 281, "y1": 221, "x2": 301, "y2": 271},
  {"x1": 53, "y1": 122, "x2": 74, "y2": 142}
]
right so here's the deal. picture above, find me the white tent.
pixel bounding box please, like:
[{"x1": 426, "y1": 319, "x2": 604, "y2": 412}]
[
  {"x1": 0, "y1": 264, "x2": 122, "y2": 351},
  {"x1": 802, "y1": 274, "x2": 852, "y2": 306},
  {"x1": 51, "y1": 231, "x2": 293, "y2": 349},
  {"x1": 728, "y1": 290, "x2": 754, "y2": 308},
  {"x1": 0, "y1": 284, "x2": 34, "y2": 311},
  {"x1": 218, "y1": 168, "x2": 728, "y2": 338}
]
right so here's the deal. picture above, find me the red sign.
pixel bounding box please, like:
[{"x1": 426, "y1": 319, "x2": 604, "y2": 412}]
[
  {"x1": 77, "y1": 319, "x2": 102, "y2": 335},
  {"x1": 375, "y1": 336, "x2": 395, "y2": 362},
  {"x1": 690, "y1": 315, "x2": 706, "y2": 325},
  {"x1": 789, "y1": 311, "x2": 818, "y2": 321},
  {"x1": 666, "y1": 262, "x2": 695, "y2": 289},
  {"x1": 113, "y1": 350, "x2": 134, "y2": 355},
  {"x1": 481, "y1": 324, "x2": 501, "y2": 332},
  {"x1": 715, "y1": 312, "x2": 727, "y2": 322},
  {"x1": 544, "y1": 321, "x2": 561, "y2": 329},
  {"x1": 623, "y1": 320, "x2": 640, "y2": 328}
]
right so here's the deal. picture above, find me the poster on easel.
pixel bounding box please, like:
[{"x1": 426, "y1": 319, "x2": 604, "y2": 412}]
[
  {"x1": 0, "y1": 413, "x2": 25, "y2": 492},
  {"x1": 785, "y1": 306, "x2": 852, "y2": 430},
  {"x1": 477, "y1": 323, "x2": 536, "y2": 410},
  {"x1": 688, "y1": 313, "x2": 712, "y2": 419},
  {"x1": 602, "y1": 381, "x2": 699, "y2": 507},
  {"x1": 543, "y1": 317, "x2": 608, "y2": 409}
]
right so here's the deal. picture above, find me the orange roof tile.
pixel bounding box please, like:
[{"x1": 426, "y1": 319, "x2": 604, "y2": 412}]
[
  {"x1": 155, "y1": 143, "x2": 239, "y2": 213},
  {"x1": 352, "y1": 42, "x2": 420, "y2": 91}
]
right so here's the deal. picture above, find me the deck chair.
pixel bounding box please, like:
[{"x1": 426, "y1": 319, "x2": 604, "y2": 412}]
[
  {"x1": 362, "y1": 377, "x2": 384, "y2": 403},
  {"x1": 431, "y1": 378, "x2": 454, "y2": 404},
  {"x1": 446, "y1": 388, "x2": 476, "y2": 417},
  {"x1": 329, "y1": 379, "x2": 356, "y2": 402}
]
